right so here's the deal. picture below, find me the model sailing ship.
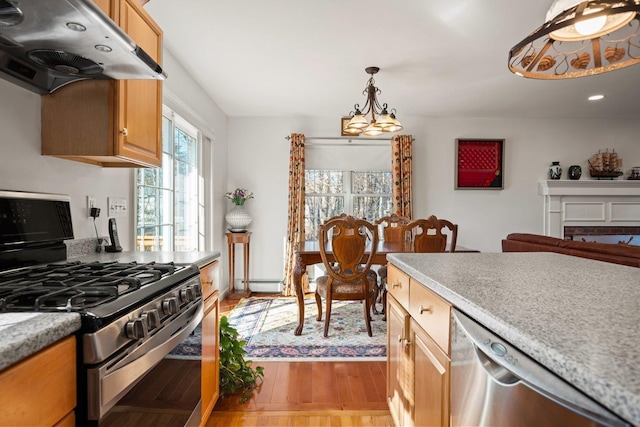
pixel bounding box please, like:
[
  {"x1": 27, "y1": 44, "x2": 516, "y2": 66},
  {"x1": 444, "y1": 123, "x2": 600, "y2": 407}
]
[{"x1": 588, "y1": 149, "x2": 623, "y2": 179}]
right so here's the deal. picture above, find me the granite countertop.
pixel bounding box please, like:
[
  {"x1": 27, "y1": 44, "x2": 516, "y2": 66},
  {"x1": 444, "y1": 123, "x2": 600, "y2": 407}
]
[
  {"x1": 69, "y1": 250, "x2": 221, "y2": 268},
  {"x1": 0, "y1": 251, "x2": 220, "y2": 372},
  {"x1": 0, "y1": 313, "x2": 81, "y2": 371},
  {"x1": 387, "y1": 252, "x2": 640, "y2": 426}
]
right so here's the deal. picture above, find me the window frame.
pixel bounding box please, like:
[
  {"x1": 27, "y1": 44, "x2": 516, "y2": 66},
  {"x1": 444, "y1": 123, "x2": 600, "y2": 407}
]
[{"x1": 135, "y1": 106, "x2": 202, "y2": 252}]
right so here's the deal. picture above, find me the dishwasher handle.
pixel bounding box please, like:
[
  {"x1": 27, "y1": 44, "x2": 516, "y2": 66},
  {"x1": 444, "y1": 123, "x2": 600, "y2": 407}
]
[{"x1": 452, "y1": 309, "x2": 631, "y2": 427}]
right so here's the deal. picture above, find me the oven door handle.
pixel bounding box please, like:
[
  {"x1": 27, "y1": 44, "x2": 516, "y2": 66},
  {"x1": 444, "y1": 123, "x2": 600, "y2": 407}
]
[{"x1": 92, "y1": 301, "x2": 203, "y2": 420}]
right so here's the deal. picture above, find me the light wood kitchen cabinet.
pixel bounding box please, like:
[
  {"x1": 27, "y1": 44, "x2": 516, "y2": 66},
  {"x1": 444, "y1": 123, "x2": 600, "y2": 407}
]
[
  {"x1": 199, "y1": 260, "x2": 220, "y2": 426},
  {"x1": 386, "y1": 264, "x2": 452, "y2": 427},
  {"x1": 41, "y1": 0, "x2": 163, "y2": 167},
  {"x1": 0, "y1": 335, "x2": 76, "y2": 427}
]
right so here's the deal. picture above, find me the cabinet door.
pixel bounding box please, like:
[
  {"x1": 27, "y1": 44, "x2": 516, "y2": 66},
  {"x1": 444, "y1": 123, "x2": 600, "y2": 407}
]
[
  {"x1": 114, "y1": 0, "x2": 163, "y2": 167},
  {"x1": 411, "y1": 319, "x2": 450, "y2": 427},
  {"x1": 201, "y1": 292, "x2": 220, "y2": 426},
  {"x1": 41, "y1": 0, "x2": 162, "y2": 167},
  {"x1": 387, "y1": 295, "x2": 410, "y2": 427},
  {"x1": 0, "y1": 336, "x2": 76, "y2": 427}
]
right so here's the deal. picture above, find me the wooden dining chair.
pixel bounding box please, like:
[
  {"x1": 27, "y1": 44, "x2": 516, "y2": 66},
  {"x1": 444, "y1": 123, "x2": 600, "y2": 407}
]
[
  {"x1": 404, "y1": 215, "x2": 458, "y2": 253},
  {"x1": 315, "y1": 215, "x2": 379, "y2": 337},
  {"x1": 374, "y1": 214, "x2": 411, "y2": 315}
]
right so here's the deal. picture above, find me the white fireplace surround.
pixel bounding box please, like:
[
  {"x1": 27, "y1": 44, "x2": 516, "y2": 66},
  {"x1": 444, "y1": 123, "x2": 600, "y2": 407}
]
[{"x1": 538, "y1": 180, "x2": 640, "y2": 239}]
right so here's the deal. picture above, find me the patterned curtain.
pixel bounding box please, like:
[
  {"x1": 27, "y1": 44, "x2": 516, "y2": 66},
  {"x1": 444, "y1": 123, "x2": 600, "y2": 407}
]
[
  {"x1": 391, "y1": 135, "x2": 413, "y2": 219},
  {"x1": 282, "y1": 134, "x2": 308, "y2": 296}
]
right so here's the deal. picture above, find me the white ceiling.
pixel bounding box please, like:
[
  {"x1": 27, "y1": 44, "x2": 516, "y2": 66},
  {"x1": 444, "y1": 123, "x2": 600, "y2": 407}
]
[{"x1": 145, "y1": 0, "x2": 640, "y2": 120}]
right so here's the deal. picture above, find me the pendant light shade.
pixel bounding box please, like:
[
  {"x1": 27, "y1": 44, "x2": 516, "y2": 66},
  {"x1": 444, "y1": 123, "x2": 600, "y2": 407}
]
[{"x1": 508, "y1": 0, "x2": 640, "y2": 79}]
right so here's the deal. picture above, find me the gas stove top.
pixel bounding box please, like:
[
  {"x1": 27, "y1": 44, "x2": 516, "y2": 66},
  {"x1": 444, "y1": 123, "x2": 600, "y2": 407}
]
[
  {"x1": 0, "y1": 260, "x2": 185, "y2": 311},
  {"x1": 0, "y1": 260, "x2": 200, "y2": 332}
]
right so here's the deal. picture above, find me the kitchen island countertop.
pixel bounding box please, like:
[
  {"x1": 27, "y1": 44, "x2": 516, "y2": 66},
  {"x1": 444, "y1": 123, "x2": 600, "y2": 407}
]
[
  {"x1": 387, "y1": 252, "x2": 640, "y2": 426},
  {"x1": 0, "y1": 251, "x2": 221, "y2": 372}
]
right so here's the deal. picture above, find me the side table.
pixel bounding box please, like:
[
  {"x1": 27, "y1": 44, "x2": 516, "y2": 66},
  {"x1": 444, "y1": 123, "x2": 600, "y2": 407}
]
[{"x1": 225, "y1": 231, "x2": 252, "y2": 299}]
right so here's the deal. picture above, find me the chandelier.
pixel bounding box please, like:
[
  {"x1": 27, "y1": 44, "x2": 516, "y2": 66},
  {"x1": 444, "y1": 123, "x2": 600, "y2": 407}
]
[
  {"x1": 344, "y1": 66, "x2": 403, "y2": 136},
  {"x1": 508, "y1": 0, "x2": 640, "y2": 79}
]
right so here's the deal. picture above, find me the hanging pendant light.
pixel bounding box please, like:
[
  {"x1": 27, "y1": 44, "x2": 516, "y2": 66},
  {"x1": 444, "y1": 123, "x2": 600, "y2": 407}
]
[
  {"x1": 345, "y1": 67, "x2": 403, "y2": 135},
  {"x1": 508, "y1": 0, "x2": 640, "y2": 79}
]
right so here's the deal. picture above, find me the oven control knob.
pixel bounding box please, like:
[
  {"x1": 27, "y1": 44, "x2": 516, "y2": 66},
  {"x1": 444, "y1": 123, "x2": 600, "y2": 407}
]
[
  {"x1": 180, "y1": 287, "x2": 195, "y2": 303},
  {"x1": 125, "y1": 318, "x2": 148, "y2": 339},
  {"x1": 191, "y1": 284, "x2": 202, "y2": 298},
  {"x1": 162, "y1": 297, "x2": 180, "y2": 315},
  {"x1": 142, "y1": 309, "x2": 160, "y2": 331}
]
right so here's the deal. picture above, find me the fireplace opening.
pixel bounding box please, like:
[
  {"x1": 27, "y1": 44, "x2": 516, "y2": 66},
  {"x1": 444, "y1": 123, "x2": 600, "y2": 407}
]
[{"x1": 564, "y1": 226, "x2": 640, "y2": 246}]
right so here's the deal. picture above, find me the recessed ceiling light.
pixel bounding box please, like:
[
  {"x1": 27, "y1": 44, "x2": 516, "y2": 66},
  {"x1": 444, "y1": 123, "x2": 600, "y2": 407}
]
[{"x1": 588, "y1": 94, "x2": 605, "y2": 101}]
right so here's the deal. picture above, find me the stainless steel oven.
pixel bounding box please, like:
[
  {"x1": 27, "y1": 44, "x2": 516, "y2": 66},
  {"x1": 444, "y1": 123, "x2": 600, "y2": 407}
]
[
  {"x1": 0, "y1": 190, "x2": 204, "y2": 426},
  {"x1": 450, "y1": 308, "x2": 630, "y2": 427}
]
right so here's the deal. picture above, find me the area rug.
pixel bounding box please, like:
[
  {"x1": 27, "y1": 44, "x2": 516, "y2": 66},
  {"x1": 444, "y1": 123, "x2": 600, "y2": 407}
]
[{"x1": 168, "y1": 297, "x2": 387, "y2": 361}]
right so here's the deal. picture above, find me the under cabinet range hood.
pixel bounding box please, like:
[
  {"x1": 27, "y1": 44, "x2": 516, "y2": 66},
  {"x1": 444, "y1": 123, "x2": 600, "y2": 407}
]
[{"x1": 0, "y1": 0, "x2": 166, "y2": 94}]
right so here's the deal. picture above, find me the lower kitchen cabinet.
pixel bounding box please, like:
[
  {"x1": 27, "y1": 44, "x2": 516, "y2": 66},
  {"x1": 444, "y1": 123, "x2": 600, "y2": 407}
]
[
  {"x1": 386, "y1": 264, "x2": 451, "y2": 427},
  {"x1": 387, "y1": 295, "x2": 410, "y2": 426},
  {"x1": 412, "y1": 318, "x2": 450, "y2": 427},
  {"x1": 199, "y1": 260, "x2": 220, "y2": 426},
  {"x1": 0, "y1": 335, "x2": 76, "y2": 427}
]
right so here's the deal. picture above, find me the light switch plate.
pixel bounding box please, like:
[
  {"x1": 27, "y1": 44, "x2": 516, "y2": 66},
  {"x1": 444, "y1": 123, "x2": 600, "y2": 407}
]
[{"x1": 108, "y1": 197, "x2": 127, "y2": 217}]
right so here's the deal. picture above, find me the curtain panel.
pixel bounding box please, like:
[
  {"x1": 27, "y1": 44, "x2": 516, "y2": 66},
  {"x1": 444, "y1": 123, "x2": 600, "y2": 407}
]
[
  {"x1": 391, "y1": 135, "x2": 413, "y2": 219},
  {"x1": 282, "y1": 134, "x2": 308, "y2": 296}
]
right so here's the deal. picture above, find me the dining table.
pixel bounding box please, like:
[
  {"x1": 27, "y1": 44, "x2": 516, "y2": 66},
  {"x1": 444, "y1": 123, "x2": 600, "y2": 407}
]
[{"x1": 291, "y1": 240, "x2": 478, "y2": 335}]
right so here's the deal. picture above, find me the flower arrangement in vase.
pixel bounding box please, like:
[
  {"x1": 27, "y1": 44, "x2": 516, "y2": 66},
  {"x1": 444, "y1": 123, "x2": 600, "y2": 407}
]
[
  {"x1": 225, "y1": 188, "x2": 254, "y2": 231},
  {"x1": 225, "y1": 188, "x2": 254, "y2": 206}
]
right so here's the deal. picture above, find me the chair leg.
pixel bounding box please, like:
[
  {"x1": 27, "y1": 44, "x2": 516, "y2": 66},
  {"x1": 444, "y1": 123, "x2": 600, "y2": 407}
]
[
  {"x1": 324, "y1": 297, "x2": 332, "y2": 337},
  {"x1": 382, "y1": 284, "x2": 387, "y2": 322},
  {"x1": 364, "y1": 295, "x2": 373, "y2": 337},
  {"x1": 315, "y1": 291, "x2": 322, "y2": 321},
  {"x1": 371, "y1": 283, "x2": 380, "y2": 315}
]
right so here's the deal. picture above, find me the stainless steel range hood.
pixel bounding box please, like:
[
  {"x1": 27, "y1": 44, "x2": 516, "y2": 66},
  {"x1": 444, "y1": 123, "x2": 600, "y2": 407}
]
[{"x1": 0, "y1": 0, "x2": 166, "y2": 94}]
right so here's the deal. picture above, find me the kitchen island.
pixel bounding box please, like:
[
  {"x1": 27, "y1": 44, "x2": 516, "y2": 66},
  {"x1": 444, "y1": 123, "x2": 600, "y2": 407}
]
[{"x1": 387, "y1": 252, "x2": 640, "y2": 425}]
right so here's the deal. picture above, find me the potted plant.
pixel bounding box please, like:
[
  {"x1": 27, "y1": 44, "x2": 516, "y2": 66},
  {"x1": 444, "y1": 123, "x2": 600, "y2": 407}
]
[{"x1": 219, "y1": 315, "x2": 264, "y2": 403}]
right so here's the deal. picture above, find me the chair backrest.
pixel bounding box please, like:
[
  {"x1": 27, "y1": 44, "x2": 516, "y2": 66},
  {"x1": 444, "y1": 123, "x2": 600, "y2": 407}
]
[
  {"x1": 319, "y1": 215, "x2": 378, "y2": 282},
  {"x1": 374, "y1": 213, "x2": 411, "y2": 243},
  {"x1": 403, "y1": 215, "x2": 458, "y2": 253}
]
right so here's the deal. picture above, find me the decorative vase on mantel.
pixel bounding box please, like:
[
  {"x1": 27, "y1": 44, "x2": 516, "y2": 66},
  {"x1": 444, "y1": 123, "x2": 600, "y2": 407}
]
[
  {"x1": 549, "y1": 161, "x2": 562, "y2": 180},
  {"x1": 225, "y1": 205, "x2": 252, "y2": 231}
]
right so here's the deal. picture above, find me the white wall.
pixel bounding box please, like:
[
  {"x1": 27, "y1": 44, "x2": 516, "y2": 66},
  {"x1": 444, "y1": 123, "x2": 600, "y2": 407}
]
[{"x1": 227, "y1": 115, "x2": 640, "y2": 283}]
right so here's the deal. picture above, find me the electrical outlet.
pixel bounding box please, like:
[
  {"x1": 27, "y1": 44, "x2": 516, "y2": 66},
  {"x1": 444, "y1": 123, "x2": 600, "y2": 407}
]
[
  {"x1": 108, "y1": 197, "x2": 127, "y2": 217},
  {"x1": 87, "y1": 196, "x2": 96, "y2": 217}
]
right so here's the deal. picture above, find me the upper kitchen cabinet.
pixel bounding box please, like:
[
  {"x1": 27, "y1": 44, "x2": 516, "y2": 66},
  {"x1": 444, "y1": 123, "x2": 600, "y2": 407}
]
[{"x1": 41, "y1": 0, "x2": 163, "y2": 168}]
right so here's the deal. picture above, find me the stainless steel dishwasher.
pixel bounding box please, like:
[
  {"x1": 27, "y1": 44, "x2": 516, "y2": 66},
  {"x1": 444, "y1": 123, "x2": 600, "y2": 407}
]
[{"x1": 450, "y1": 309, "x2": 631, "y2": 427}]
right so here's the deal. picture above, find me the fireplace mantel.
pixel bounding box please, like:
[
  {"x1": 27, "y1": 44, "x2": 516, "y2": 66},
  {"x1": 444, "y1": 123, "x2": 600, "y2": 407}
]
[{"x1": 538, "y1": 180, "x2": 640, "y2": 238}]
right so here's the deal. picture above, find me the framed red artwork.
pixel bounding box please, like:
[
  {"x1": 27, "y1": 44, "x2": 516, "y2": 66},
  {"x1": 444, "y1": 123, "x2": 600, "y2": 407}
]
[{"x1": 455, "y1": 138, "x2": 505, "y2": 189}]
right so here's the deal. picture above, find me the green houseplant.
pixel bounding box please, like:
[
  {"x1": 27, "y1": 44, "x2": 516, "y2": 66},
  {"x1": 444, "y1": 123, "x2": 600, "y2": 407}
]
[{"x1": 219, "y1": 315, "x2": 264, "y2": 403}]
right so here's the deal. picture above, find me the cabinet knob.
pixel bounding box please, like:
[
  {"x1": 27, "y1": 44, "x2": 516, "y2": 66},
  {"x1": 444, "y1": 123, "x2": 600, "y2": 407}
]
[
  {"x1": 120, "y1": 128, "x2": 128, "y2": 136},
  {"x1": 419, "y1": 305, "x2": 432, "y2": 314},
  {"x1": 403, "y1": 339, "x2": 412, "y2": 348},
  {"x1": 392, "y1": 282, "x2": 401, "y2": 289}
]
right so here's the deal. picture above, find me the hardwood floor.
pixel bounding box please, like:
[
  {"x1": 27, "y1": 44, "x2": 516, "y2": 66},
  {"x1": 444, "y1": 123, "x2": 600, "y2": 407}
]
[{"x1": 208, "y1": 295, "x2": 393, "y2": 426}]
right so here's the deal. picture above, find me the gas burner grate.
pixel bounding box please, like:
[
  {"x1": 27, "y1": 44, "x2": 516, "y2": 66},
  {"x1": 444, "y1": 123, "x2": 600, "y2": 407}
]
[{"x1": 0, "y1": 261, "x2": 185, "y2": 311}]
